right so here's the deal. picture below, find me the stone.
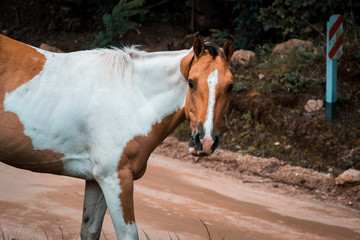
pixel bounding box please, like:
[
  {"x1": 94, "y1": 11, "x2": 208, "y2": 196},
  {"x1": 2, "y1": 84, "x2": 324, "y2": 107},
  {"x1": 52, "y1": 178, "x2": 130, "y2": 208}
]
[
  {"x1": 231, "y1": 49, "x2": 257, "y2": 66},
  {"x1": 39, "y1": 43, "x2": 63, "y2": 53},
  {"x1": 335, "y1": 169, "x2": 360, "y2": 185},
  {"x1": 304, "y1": 99, "x2": 323, "y2": 113},
  {"x1": 272, "y1": 39, "x2": 313, "y2": 56}
]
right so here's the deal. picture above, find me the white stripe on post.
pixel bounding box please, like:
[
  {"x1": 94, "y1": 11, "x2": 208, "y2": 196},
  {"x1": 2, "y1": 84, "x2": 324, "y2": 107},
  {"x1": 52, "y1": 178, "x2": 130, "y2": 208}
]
[{"x1": 326, "y1": 14, "x2": 343, "y2": 122}]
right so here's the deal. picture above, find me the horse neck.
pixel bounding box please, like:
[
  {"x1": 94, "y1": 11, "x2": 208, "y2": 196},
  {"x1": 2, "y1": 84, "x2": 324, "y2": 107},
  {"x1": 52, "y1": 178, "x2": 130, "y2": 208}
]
[
  {"x1": 129, "y1": 49, "x2": 191, "y2": 90},
  {"x1": 115, "y1": 50, "x2": 191, "y2": 172},
  {"x1": 127, "y1": 48, "x2": 191, "y2": 124}
]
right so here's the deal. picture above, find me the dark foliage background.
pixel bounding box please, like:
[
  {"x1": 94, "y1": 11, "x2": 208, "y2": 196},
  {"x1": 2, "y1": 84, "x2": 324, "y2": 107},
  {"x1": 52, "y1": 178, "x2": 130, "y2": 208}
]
[{"x1": 1, "y1": 0, "x2": 359, "y2": 49}]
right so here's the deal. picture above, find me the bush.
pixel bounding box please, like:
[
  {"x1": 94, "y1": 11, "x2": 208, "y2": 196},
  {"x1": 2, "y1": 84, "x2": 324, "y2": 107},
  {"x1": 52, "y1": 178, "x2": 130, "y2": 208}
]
[
  {"x1": 257, "y1": 0, "x2": 360, "y2": 41},
  {"x1": 211, "y1": 0, "x2": 360, "y2": 50},
  {"x1": 211, "y1": 0, "x2": 265, "y2": 50},
  {"x1": 258, "y1": 44, "x2": 317, "y2": 92},
  {"x1": 92, "y1": 0, "x2": 147, "y2": 47}
]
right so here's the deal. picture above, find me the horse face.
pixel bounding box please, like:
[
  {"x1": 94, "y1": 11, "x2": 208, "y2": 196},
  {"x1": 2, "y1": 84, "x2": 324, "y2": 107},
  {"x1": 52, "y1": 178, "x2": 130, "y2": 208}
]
[{"x1": 181, "y1": 36, "x2": 235, "y2": 157}]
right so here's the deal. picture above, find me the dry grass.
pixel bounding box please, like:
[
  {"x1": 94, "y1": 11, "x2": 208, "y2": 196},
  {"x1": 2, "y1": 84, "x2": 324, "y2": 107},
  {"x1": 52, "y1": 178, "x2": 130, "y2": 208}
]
[
  {"x1": 1, "y1": 220, "x2": 224, "y2": 240},
  {"x1": 142, "y1": 219, "x2": 226, "y2": 240}
]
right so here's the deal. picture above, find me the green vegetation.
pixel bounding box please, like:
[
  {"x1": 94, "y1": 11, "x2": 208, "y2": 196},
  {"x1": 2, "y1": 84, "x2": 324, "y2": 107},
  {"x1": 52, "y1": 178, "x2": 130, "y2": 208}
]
[
  {"x1": 92, "y1": 0, "x2": 147, "y2": 47},
  {"x1": 210, "y1": 0, "x2": 263, "y2": 49},
  {"x1": 232, "y1": 43, "x2": 318, "y2": 95},
  {"x1": 259, "y1": 44, "x2": 317, "y2": 93},
  {"x1": 211, "y1": 0, "x2": 360, "y2": 50},
  {"x1": 172, "y1": 120, "x2": 192, "y2": 142}
]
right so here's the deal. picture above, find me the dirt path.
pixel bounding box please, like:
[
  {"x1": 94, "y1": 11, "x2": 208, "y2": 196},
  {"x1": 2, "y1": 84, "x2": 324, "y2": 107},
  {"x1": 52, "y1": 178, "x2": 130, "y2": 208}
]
[{"x1": 0, "y1": 154, "x2": 359, "y2": 240}]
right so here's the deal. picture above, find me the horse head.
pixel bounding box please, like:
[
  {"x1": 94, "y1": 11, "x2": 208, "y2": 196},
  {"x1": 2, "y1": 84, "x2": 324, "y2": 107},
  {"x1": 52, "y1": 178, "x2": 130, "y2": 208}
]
[{"x1": 181, "y1": 35, "x2": 235, "y2": 157}]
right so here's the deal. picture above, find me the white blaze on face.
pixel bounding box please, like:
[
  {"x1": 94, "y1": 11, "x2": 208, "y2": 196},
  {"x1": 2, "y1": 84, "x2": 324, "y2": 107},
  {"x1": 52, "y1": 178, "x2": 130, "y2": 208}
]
[{"x1": 203, "y1": 69, "x2": 218, "y2": 139}]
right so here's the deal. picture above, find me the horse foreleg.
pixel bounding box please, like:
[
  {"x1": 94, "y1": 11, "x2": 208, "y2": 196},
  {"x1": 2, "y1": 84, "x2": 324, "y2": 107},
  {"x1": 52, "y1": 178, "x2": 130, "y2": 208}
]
[
  {"x1": 80, "y1": 180, "x2": 107, "y2": 240},
  {"x1": 98, "y1": 169, "x2": 138, "y2": 240}
]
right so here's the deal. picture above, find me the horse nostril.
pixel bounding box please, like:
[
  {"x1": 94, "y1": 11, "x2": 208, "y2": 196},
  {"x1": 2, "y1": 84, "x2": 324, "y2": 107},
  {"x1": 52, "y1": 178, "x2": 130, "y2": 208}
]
[
  {"x1": 189, "y1": 135, "x2": 195, "y2": 148},
  {"x1": 211, "y1": 135, "x2": 219, "y2": 152},
  {"x1": 194, "y1": 133, "x2": 203, "y2": 151},
  {"x1": 189, "y1": 132, "x2": 203, "y2": 152}
]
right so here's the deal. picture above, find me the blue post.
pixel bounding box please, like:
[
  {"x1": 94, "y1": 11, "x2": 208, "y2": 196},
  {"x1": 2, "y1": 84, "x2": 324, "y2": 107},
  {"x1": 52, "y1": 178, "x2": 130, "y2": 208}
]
[{"x1": 326, "y1": 20, "x2": 337, "y2": 121}]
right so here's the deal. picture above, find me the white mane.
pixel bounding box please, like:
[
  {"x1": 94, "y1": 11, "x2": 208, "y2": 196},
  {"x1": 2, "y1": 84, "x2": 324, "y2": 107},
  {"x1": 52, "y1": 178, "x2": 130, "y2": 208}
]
[
  {"x1": 95, "y1": 47, "x2": 133, "y2": 79},
  {"x1": 92, "y1": 46, "x2": 190, "y2": 83}
]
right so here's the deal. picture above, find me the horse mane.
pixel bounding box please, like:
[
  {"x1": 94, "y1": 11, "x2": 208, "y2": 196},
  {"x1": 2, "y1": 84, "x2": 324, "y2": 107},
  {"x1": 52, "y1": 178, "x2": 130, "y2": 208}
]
[
  {"x1": 204, "y1": 44, "x2": 223, "y2": 59},
  {"x1": 95, "y1": 47, "x2": 131, "y2": 76},
  {"x1": 92, "y1": 46, "x2": 146, "y2": 82},
  {"x1": 93, "y1": 44, "x2": 221, "y2": 82}
]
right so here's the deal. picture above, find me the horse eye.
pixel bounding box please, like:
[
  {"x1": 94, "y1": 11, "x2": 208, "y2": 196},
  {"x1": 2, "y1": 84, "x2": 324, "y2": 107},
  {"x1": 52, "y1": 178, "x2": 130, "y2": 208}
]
[
  {"x1": 188, "y1": 80, "x2": 194, "y2": 89},
  {"x1": 227, "y1": 84, "x2": 234, "y2": 92}
]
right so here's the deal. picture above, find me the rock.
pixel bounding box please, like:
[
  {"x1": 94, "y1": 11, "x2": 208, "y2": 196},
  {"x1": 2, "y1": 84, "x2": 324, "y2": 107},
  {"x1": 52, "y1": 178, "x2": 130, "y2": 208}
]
[
  {"x1": 304, "y1": 99, "x2": 323, "y2": 113},
  {"x1": 335, "y1": 169, "x2": 360, "y2": 185},
  {"x1": 39, "y1": 43, "x2": 63, "y2": 53},
  {"x1": 272, "y1": 39, "x2": 313, "y2": 56},
  {"x1": 231, "y1": 49, "x2": 257, "y2": 66}
]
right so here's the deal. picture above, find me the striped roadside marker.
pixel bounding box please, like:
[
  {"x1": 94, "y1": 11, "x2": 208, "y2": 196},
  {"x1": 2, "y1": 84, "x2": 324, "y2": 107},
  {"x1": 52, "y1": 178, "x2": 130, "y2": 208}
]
[{"x1": 326, "y1": 14, "x2": 343, "y2": 121}]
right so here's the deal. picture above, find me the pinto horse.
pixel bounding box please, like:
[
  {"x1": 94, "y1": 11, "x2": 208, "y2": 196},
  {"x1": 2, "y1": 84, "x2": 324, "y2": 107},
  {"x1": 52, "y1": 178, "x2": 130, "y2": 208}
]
[{"x1": 0, "y1": 34, "x2": 234, "y2": 239}]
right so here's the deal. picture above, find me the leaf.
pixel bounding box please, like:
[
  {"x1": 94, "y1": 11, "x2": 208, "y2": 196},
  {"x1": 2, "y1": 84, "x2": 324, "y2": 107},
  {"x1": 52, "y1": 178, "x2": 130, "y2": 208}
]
[
  {"x1": 92, "y1": 0, "x2": 147, "y2": 47},
  {"x1": 102, "y1": 14, "x2": 112, "y2": 26}
]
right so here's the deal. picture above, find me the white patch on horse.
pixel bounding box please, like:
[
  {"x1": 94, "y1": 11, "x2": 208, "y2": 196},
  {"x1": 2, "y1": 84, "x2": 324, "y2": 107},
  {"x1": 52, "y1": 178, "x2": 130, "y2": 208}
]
[{"x1": 203, "y1": 69, "x2": 218, "y2": 139}]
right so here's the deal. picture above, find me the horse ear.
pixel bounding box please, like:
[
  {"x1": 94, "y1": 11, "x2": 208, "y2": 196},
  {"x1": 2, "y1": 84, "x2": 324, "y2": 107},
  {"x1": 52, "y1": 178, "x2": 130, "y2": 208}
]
[
  {"x1": 193, "y1": 35, "x2": 205, "y2": 58},
  {"x1": 222, "y1": 37, "x2": 235, "y2": 63}
]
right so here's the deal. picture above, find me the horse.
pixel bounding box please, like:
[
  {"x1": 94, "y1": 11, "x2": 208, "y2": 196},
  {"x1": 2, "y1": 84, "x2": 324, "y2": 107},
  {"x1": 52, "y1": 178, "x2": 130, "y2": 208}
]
[{"x1": 0, "y1": 34, "x2": 235, "y2": 239}]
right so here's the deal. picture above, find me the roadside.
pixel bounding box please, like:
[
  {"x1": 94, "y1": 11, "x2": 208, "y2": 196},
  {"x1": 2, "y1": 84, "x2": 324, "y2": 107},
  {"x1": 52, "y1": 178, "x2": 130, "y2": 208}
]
[{"x1": 155, "y1": 137, "x2": 360, "y2": 210}]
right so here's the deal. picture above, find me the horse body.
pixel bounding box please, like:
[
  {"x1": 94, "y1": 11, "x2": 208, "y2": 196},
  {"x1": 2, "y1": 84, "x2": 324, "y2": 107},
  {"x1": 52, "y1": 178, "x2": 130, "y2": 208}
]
[
  {"x1": 1, "y1": 35, "x2": 190, "y2": 177},
  {"x1": 0, "y1": 34, "x2": 234, "y2": 239}
]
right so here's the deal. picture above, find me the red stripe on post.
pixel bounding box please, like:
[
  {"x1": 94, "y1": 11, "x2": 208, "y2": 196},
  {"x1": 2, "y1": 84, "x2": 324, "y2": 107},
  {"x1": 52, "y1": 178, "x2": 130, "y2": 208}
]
[
  {"x1": 328, "y1": 34, "x2": 343, "y2": 59},
  {"x1": 329, "y1": 15, "x2": 343, "y2": 40}
]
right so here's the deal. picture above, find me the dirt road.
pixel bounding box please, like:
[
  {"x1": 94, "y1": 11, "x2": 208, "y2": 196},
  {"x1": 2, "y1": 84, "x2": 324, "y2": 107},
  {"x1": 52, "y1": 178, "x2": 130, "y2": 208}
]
[{"x1": 0, "y1": 154, "x2": 359, "y2": 240}]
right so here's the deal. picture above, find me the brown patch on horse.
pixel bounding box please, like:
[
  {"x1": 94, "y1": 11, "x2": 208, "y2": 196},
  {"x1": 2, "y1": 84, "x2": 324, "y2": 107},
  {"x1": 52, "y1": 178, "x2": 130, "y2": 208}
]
[
  {"x1": 117, "y1": 109, "x2": 186, "y2": 224},
  {"x1": 0, "y1": 35, "x2": 64, "y2": 174},
  {"x1": 118, "y1": 167, "x2": 136, "y2": 225}
]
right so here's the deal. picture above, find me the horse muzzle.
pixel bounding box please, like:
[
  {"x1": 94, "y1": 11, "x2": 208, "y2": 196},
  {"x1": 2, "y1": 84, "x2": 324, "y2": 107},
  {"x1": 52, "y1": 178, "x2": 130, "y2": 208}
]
[{"x1": 188, "y1": 132, "x2": 219, "y2": 157}]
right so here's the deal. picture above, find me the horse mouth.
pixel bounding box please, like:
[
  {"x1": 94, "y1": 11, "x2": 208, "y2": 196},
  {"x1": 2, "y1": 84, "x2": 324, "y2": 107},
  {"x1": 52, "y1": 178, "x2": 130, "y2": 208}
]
[
  {"x1": 189, "y1": 147, "x2": 209, "y2": 157},
  {"x1": 188, "y1": 134, "x2": 218, "y2": 157}
]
